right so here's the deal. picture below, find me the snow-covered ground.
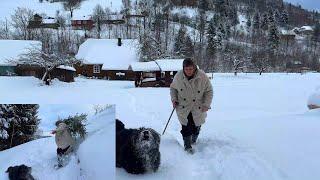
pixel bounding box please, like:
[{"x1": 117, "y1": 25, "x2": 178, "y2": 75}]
[
  {"x1": 0, "y1": 105, "x2": 115, "y2": 180},
  {"x1": 0, "y1": 0, "x2": 122, "y2": 21},
  {"x1": 1, "y1": 73, "x2": 320, "y2": 180}
]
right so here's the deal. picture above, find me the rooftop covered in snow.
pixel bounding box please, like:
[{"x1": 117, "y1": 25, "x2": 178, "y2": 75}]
[
  {"x1": 76, "y1": 38, "x2": 139, "y2": 70},
  {"x1": 155, "y1": 59, "x2": 184, "y2": 71},
  {"x1": 130, "y1": 61, "x2": 159, "y2": 71},
  {"x1": 130, "y1": 59, "x2": 185, "y2": 72},
  {"x1": 57, "y1": 65, "x2": 76, "y2": 72},
  {"x1": 0, "y1": 40, "x2": 42, "y2": 66}
]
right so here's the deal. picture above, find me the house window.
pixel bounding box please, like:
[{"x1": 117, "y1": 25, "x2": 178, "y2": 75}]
[
  {"x1": 77, "y1": 20, "x2": 82, "y2": 25},
  {"x1": 93, "y1": 65, "x2": 101, "y2": 73}
]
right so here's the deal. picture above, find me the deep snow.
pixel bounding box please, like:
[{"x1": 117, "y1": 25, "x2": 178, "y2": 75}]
[
  {"x1": 1, "y1": 73, "x2": 320, "y2": 180},
  {"x1": 0, "y1": 105, "x2": 115, "y2": 180},
  {"x1": 0, "y1": 0, "x2": 122, "y2": 21}
]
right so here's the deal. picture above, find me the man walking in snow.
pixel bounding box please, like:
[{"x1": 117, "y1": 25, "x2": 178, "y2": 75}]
[
  {"x1": 170, "y1": 58, "x2": 213, "y2": 154},
  {"x1": 52, "y1": 121, "x2": 75, "y2": 168}
]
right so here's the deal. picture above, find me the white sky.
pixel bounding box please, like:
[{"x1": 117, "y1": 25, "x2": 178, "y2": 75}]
[{"x1": 284, "y1": 0, "x2": 320, "y2": 12}]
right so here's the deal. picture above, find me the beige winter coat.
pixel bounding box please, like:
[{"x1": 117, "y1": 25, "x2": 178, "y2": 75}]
[
  {"x1": 170, "y1": 69, "x2": 213, "y2": 126},
  {"x1": 55, "y1": 123, "x2": 75, "y2": 153}
]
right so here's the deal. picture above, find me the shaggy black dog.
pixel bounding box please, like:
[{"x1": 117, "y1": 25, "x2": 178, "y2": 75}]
[
  {"x1": 6, "y1": 165, "x2": 35, "y2": 180},
  {"x1": 116, "y1": 119, "x2": 161, "y2": 174}
]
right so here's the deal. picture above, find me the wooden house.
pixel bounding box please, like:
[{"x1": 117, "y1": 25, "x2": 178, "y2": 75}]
[
  {"x1": 130, "y1": 59, "x2": 184, "y2": 87},
  {"x1": 71, "y1": 15, "x2": 95, "y2": 30},
  {"x1": 28, "y1": 14, "x2": 59, "y2": 29},
  {"x1": 75, "y1": 38, "x2": 139, "y2": 80}
]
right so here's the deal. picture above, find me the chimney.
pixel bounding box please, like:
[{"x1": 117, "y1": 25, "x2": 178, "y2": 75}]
[{"x1": 118, "y1": 38, "x2": 122, "y2": 46}]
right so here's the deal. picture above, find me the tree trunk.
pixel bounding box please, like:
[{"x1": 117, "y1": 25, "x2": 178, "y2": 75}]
[{"x1": 10, "y1": 124, "x2": 15, "y2": 148}]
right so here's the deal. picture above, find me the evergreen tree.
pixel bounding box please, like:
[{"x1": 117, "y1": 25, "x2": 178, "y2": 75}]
[
  {"x1": 0, "y1": 104, "x2": 40, "y2": 151},
  {"x1": 281, "y1": 10, "x2": 289, "y2": 28},
  {"x1": 261, "y1": 13, "x2": 269, "y2": 31},
  {"x1": 184, "y1": 34, "x2": 194, "y2": 58},
  {"x1": 253, "y1": 12, "x2": 260, "y2": 29},
  {"x1": 198, "y1": 0, "x2": 209, "y2": 11},
  {"x1": 207, "y1": 18, "x2": 217, "y2": 57},
  {"x1": 246, "y1": 16, "x2": 252, "y2": 32},
  {"x1": 174, "y1": 26, "x2": 187, "y2": 56},
  {"x1": 218, "y1": 23, "x2": 226, "y2": 39},
  {"x1": 268, "y1": 21, "x2": 280, "y2": 53},
  {"x1": 312, "y1": 22, "x2": 320, "y2": 53}
]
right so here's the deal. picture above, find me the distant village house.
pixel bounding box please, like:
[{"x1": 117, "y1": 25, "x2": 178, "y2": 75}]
[{"x1": 75, "y1": 38, "x2": 138, "y2": 80}]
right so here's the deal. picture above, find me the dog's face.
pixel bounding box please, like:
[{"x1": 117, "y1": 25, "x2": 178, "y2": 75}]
[
  {"x1": 6, "y1": 165, "x2": 33, "y2": 180},
  {"x1": 132, "y1": 128, "x2": 160, "y2": 152}
]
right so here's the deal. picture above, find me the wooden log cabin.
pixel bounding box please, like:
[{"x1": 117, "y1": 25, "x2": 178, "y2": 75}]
[{"x1": 75, "y1": 38, "x2": 139, "y2": 80}]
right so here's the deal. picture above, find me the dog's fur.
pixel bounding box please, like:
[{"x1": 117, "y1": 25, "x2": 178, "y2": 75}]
[
  {"x1": 116, "y1": 119, "x2": 161, "y2": 174},
  {"x1": 6, "y1": 165, "x2": 35, "y2": 180}
]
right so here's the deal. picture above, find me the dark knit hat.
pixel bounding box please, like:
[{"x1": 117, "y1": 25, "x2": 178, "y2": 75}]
[{"x1": 183, "y1": 58, "x2": 196, "y2": 68}]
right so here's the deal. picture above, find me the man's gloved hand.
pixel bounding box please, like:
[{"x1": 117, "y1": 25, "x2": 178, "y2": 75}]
[
  {"x1": 172, "y1": 101, "x2": 179, "y2": 108},
  {"x1": 202, "y1": 106, "x2": 210, "y2": 112}
]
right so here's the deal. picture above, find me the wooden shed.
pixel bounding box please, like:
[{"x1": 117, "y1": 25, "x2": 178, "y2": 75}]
[
  {"x1": 130, "y1": 59, "x2": 184, "y2": 87},
  {"x1": 16, "y1": 65, "x2": 76, "y2": 82}
]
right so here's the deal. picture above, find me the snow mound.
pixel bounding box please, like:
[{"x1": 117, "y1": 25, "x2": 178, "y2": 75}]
[{"x1": 307, "y1": 87, "x2": 320, "y2": 109}]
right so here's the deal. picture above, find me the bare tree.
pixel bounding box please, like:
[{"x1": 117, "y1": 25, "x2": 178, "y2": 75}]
[
  {"x1": 63, "y1": 0, "x2": 82, "y2": 18},
  {"x1": 92, "y1": 4, "x2": 106, "y2": 39},
  {"x1": 9, "y1": 45, "x2": 78, "y2": 85},
  {"x1": 0, "y1": 18, "x2": 11, "y2": 39},
  {"x1": 11, "y1": 7, "x2": 35, "y2": 40}
]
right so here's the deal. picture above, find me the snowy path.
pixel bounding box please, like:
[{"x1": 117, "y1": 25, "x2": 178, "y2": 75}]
[
  {"x1": 1, "y1": 73, "x2": 320, "y2": 179},
  {"x1": 115, "y1": 73, "x2": 320, "y2": 180}
]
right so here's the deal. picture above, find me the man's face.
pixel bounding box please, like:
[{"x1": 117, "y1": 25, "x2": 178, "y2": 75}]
[{"x1": 184, "y1": 66, "x2": 195, "y2": 77}]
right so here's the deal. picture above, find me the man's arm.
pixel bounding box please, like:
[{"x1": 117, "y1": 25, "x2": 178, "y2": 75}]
[
  {"x1": 170, "y1": 75, "x2": 179, "y2": 108},
  {"x1": 202, "y1": 76, "x2": 213, "y2": 109}
]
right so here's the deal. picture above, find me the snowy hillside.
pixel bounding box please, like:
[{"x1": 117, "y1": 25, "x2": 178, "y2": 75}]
[
  {"x1": 0, "y1": 105, "x2": 115, "y2": 180},
  {"x1": 0, "y1": 0, "x2": 122, "y2": 21},
  {"x1": 1, "y1": 73, "x2": 320, "y2": 179}
]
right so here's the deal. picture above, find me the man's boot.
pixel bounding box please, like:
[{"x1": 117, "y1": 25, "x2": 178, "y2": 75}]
[
  {"x1": 192, "y1": 134, "x2": 199, "y2": 144},
  {"x1": 183, "y1": 136, "x2": 194, "y2": 154}
]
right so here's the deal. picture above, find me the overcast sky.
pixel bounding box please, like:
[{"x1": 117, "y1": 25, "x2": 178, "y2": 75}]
[{"x1": 284, "y1": 0, "x2": 320, "y2": 11}]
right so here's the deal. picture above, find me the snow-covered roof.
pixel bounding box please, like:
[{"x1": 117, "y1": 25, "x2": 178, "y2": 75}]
[
  {"x1": 130, "y1": 59, "x2": 185, "y2": 72},
  {"x1": 76, "y1": 38, "x2": 139, "y2": 70},
  {"x1": 300, "y1": 26, "x2": 313, "y2": 31},
  {"x1": 71, "y1": 15, "x2": 92, "y2": 21},
  {"x1": 130, "y1": 61, "x2": 160, "y2": 71},
  {"x1": 281, "y1": 29, "x2": 296, "y2": 35},
  {"x1": 155, "y1": 59, "x2": 184, "y2": 71},
  {"x1": 43, "y1": 18, "x2": 56, "y2": 24},
  {"x1": 0, "y1": 40, "x2": 42, "y2": 66},
  {"x1": 57, "y1": 65, "x2": 76, "y2": 72}
]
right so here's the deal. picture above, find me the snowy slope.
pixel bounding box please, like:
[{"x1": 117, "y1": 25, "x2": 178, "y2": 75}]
[
  {"x1": 1, "y1": 73, "x2": 320, "y2": 179},
  {"x1": 0, "y1": 105, "x2": 115, "y2": 180},
  {"x1": 0, "y1": 0, "x2": 122, "y2": 21}
]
